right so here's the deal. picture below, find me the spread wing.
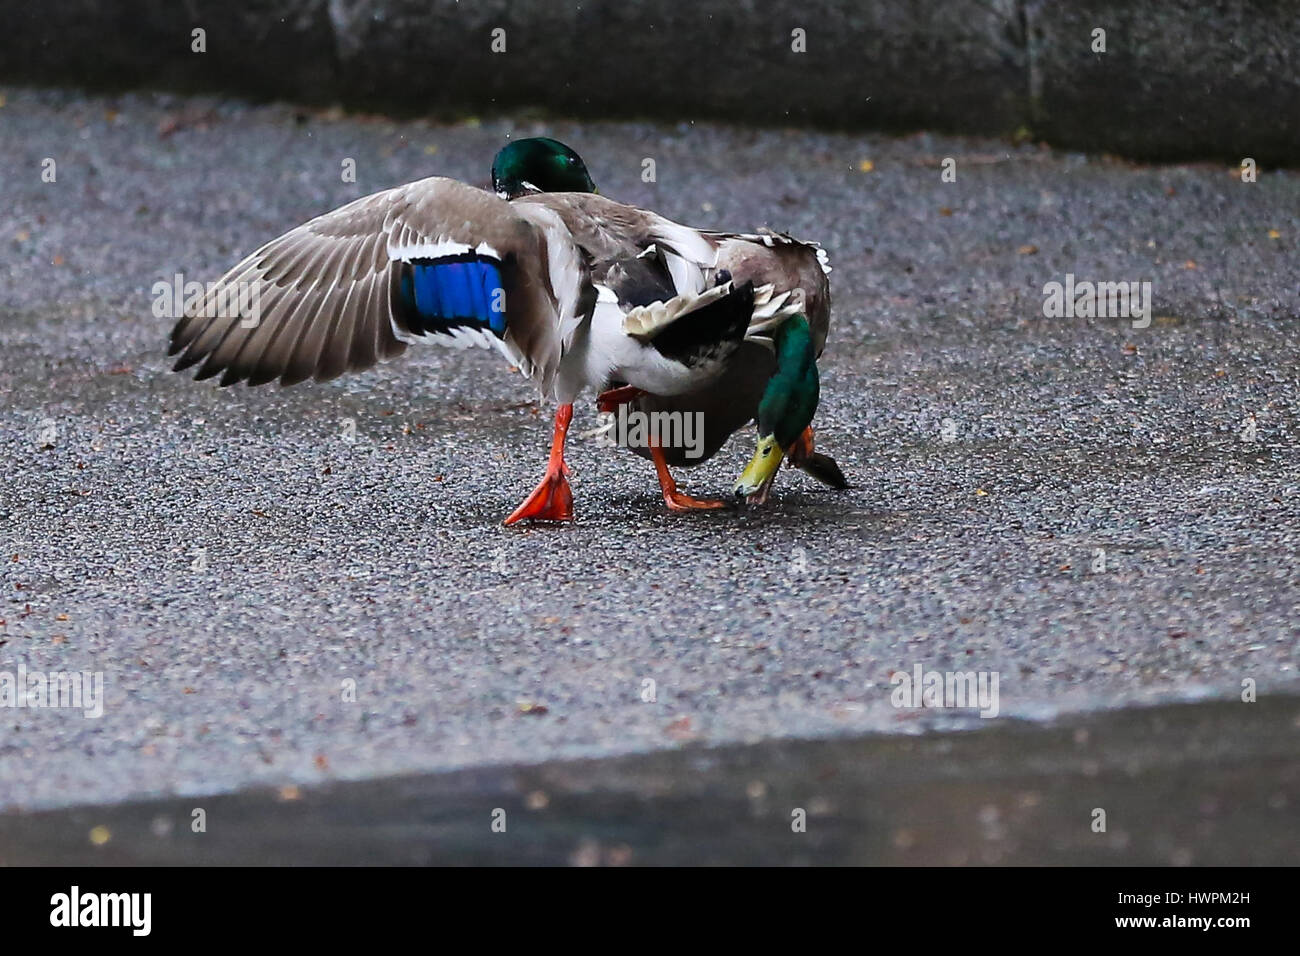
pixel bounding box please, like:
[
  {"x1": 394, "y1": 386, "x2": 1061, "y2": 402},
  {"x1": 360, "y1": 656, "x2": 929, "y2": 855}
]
[{"x1": 168, "y1": 177, "x2": 586, "y2": 394}]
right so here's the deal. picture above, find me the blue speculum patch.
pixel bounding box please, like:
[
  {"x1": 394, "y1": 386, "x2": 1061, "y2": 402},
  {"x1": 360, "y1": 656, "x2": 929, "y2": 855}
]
[{"x1": 400, "y1": 256, "x2": 506, "y2": 335}]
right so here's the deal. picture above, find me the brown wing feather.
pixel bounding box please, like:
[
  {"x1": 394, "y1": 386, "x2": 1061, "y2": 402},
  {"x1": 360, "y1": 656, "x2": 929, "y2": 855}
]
[{"x1": 169, "y1": 177, "x2": 567, "y2": 391}]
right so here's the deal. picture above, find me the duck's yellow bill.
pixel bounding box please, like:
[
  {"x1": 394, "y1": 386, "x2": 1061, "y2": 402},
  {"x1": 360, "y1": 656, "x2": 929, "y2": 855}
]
[{"x1": 734, "y1": 434, "x2": 782, "y2": 502}]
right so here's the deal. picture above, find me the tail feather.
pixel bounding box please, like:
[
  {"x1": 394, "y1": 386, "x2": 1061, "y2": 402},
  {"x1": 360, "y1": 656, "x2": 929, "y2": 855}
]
[{"x1": 797, "y1": 451, "x2": 849, "y2": 489}]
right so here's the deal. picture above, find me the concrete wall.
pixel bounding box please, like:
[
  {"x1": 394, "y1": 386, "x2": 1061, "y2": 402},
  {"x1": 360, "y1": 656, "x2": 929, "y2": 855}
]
[{"x1": 2, "y1": 0, "x2": 1296, "y2": 163}]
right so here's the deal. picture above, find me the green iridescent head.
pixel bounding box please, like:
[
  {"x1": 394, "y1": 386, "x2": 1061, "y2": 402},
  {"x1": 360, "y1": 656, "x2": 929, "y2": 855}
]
[
  {"x1": 491, "y1": 137, "x2": 597, "y2": 199},
  {"x1": 735, "y1": 314, "x2": 821, "y2": 502}
]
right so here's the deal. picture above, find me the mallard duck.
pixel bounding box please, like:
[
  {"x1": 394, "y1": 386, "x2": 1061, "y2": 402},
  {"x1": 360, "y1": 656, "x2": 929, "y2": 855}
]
[
  {"x1": 602, "y1": 236, "x2": 848, "y2": 507},
  {"x1": 169, "y1": 138, "x2": 841, "y2": 523},
  {"x1": 494, "y1": 139, "x2": 847, "y2": 508}
]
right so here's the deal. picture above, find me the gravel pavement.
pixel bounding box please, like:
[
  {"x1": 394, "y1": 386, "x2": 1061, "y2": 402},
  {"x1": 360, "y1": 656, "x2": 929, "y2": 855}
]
[{"x1": 1, "y1": 88, "x2": 1297, "y2": 814}]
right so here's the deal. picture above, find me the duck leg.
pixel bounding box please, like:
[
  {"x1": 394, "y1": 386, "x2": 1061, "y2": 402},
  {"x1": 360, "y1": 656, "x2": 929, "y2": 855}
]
[
  {"x1": 650, "y1": 438, "x2": 727, "y2": 512},
  {"x1": 504, "y1": 404, "x2": 575, "y2": 525},
  {"x1": 787, "y1": 425, "x2": 816, "y2": 465},
  {"x1": 595, "y1": 384, "x2": 645, "y2": 413}
]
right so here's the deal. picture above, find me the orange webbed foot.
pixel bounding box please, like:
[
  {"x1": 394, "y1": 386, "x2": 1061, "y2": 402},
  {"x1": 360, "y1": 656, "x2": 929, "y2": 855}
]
[
  {"x1": 503, "y1": 403, "x2": 576, "y2": 526},
  {"x1": 662, "y1": 489, "x2": 728, "y2": 512},
  {"x1": 649, "y1": 439, "x2": 727, "y2": 514},
  {"x1": 504, "y1": 467, "x2": 574, "y2": 525}
]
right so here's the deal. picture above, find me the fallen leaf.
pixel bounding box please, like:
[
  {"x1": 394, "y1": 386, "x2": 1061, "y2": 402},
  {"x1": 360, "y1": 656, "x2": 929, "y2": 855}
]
[{"x1": 665, "y1": 716, "x2": 695, "y2": 741}]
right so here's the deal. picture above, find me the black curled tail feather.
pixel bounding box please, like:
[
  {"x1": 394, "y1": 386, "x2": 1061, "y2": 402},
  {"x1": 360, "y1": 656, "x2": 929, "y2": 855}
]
[{"x1": 647, "y1": 280, "x2": 755, "y2": 368}]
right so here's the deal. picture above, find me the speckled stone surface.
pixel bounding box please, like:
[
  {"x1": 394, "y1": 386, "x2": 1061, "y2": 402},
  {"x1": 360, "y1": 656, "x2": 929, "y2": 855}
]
[{"x1": 0, "y1": 89, "x2": 1297, "y2": 813}]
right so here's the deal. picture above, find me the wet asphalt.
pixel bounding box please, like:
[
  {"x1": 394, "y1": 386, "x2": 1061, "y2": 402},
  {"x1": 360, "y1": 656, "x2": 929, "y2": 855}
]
[{"x1": 0, "y1": 89, "x2": 1297, "y2": 842}]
